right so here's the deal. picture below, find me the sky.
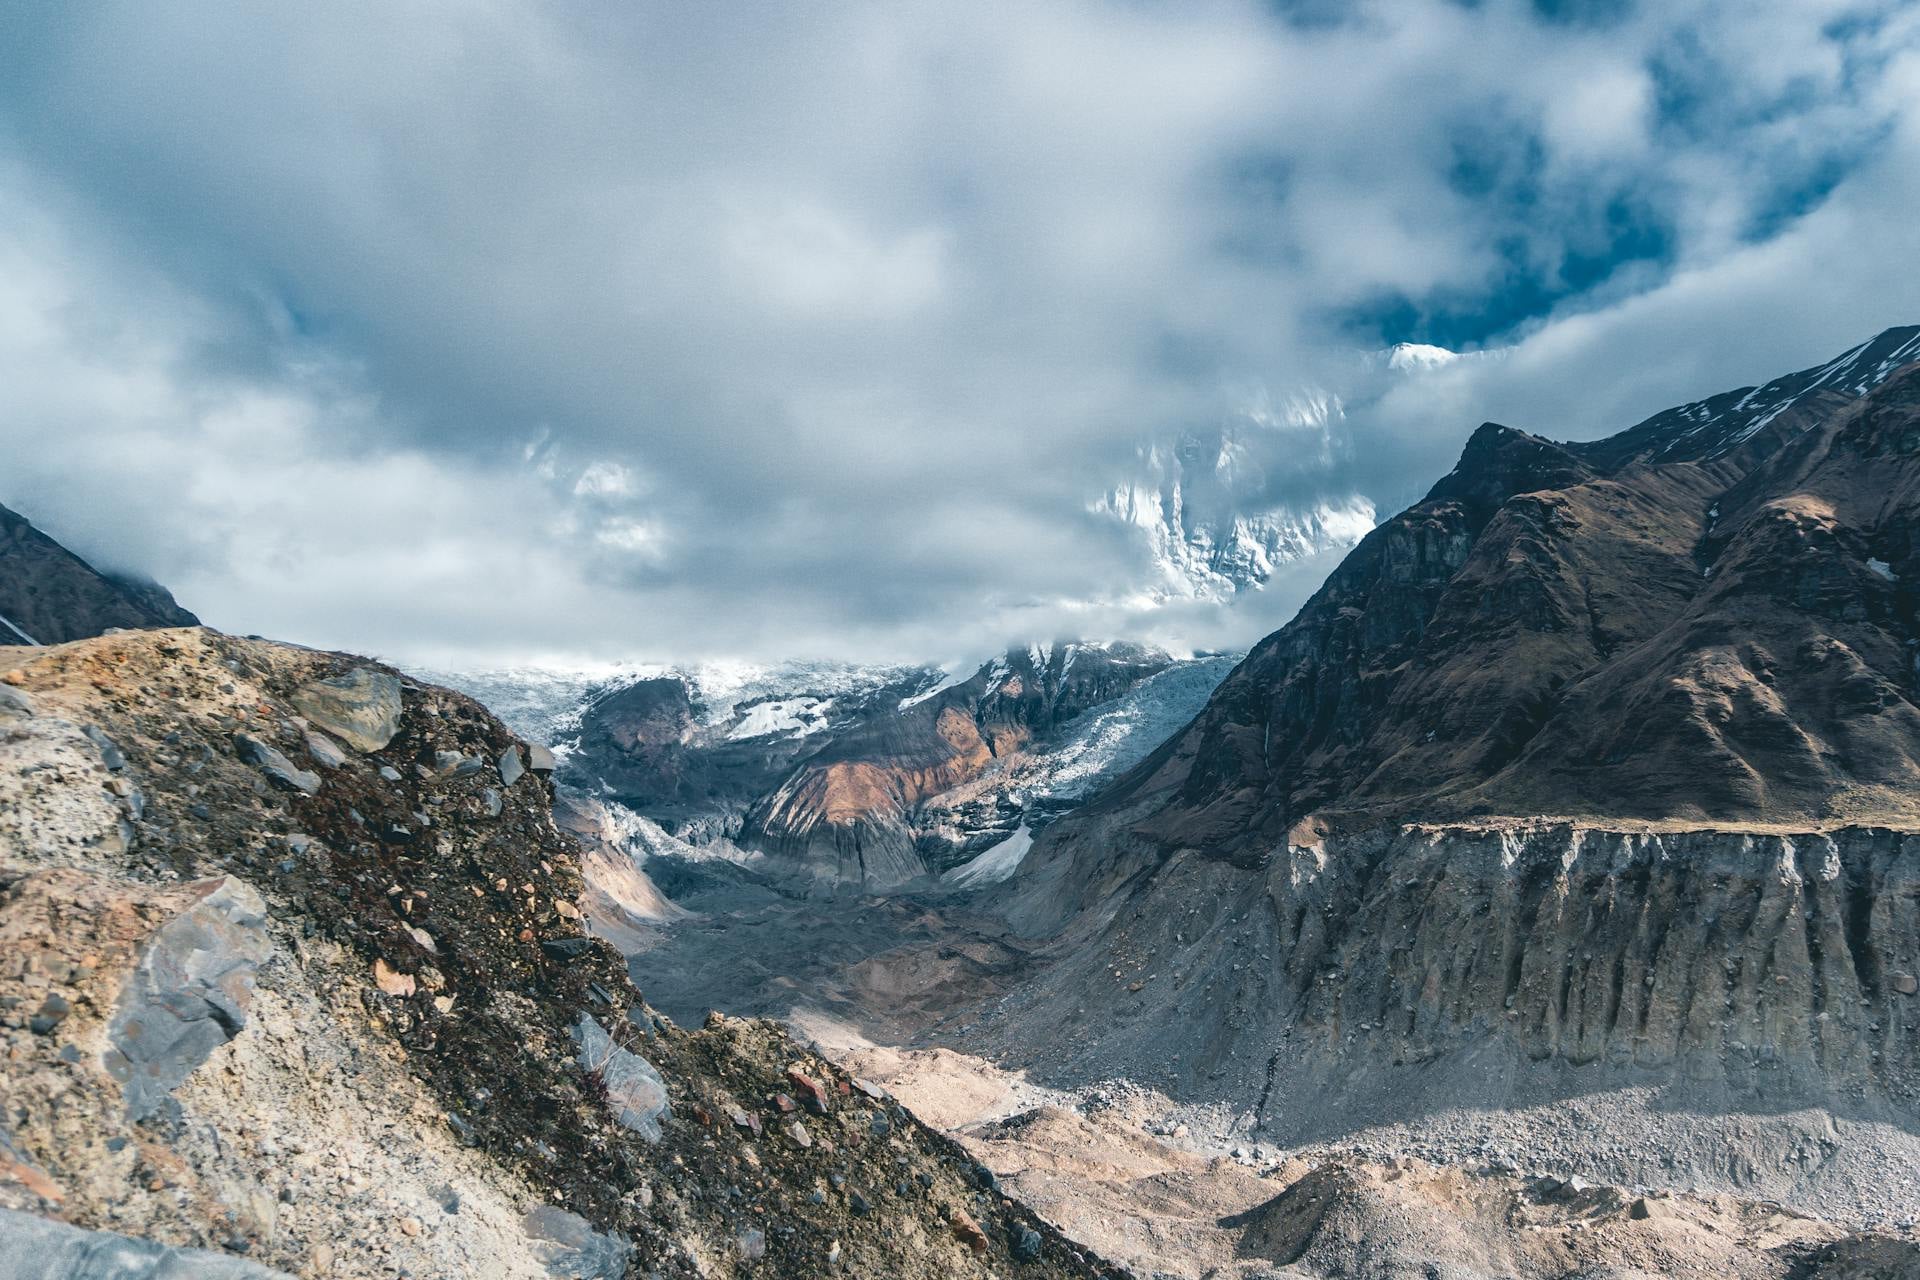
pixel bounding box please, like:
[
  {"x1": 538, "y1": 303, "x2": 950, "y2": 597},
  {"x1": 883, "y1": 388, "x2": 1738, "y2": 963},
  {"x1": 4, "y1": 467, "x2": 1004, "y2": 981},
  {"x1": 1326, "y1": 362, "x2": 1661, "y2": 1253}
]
[{"x1": 1, "y1": 0, "x2": 1918, "y2": 668}]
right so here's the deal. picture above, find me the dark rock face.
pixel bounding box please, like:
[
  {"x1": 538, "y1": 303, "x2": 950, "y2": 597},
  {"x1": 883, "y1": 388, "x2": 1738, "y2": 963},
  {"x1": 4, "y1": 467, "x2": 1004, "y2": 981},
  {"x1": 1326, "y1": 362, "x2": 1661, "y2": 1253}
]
[
  {"x1": 978, "y1": 327, "x2": 1920, "y2": 1192},
  {"x1": 0, "y1": 501, "x2": 199, "y2": 645},
  {"x1": 101, "y1": 876, "x2": 273, "y2": 1121},
  {"x1": 1088, "y1": 326, "x2": 1920, "y2": 855}
]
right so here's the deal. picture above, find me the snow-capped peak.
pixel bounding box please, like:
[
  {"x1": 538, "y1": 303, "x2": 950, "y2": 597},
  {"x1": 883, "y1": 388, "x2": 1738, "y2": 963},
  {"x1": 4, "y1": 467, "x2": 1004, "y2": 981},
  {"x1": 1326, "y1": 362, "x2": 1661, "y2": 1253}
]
[{"x1": 1385, "y1": 342, "x2": 1461, "y2": 372}]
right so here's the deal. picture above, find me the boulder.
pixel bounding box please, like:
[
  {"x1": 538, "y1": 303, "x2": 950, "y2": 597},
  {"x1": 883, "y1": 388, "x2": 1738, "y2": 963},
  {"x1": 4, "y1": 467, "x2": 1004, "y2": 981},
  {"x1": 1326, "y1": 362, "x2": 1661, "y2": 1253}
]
[
  {"x1": 302, "y1": 730, "x2": 347, "y2": 770},
  {"x1": 290, "y1": 667, "x2": 403, "y2": 753},
  {"x1": 232, "y1": 733, "x2": 320, "y2": 795},
  {"x1": 571, "y1": 1014, "x2": 670, "y2": 1142},
  {"x1": 528, "y1": 743, "x2": 556, "y2": 773},
  {"x1": 951, "y1": 1208, "x2": 989, "y2": 1254},
  {"x1": 0, "y1": 685, "x2": 33, "y2": 719},
  {"x1": 102, "y1": 877, "x2": 274, "y2": 1120},
  {"x1": 498, "y1": 744, "x2": 525, "y2": 788},
  {"x1": 0, "y1": 1206, "x2": 291, "y2": 1279},
  {"x1": 82, "y1": 725, "x2": 126, "y2": 772}
]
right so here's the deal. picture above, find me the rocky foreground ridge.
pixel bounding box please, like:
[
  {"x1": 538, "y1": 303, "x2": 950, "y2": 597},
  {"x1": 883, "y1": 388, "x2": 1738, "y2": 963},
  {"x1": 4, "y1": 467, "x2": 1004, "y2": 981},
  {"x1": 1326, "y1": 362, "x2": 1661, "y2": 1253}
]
[{"x1": 0, "y1": 627, "x2": 1118, "y2": 1279}]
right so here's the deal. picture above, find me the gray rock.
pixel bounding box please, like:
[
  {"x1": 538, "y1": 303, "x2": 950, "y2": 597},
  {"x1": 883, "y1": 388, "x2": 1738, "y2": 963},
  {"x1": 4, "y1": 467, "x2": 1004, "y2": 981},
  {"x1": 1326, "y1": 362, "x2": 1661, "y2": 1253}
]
[
  {"x1": 571, "y1": 1014, "x2": 670, "y2": 1142},
  {"x1": 290, "y1": 667, "x2": 403, "y2": 753},
  {"x1": 378, "y1": 765, "x2": 403, "y2": 782},
  {"x1": 483, "y1": 788, "x2": 503, "y2": 818},
  {"x1": 521, "y1": 1206, "x2": 632, "y2": 1280},
  {"x1": 302, "y1": 730, "x2": 347, "y2": 770},
  {"x1": 1011, "y1": 1224, "x2": 1043, "y2": 1262},
  {"x1": 498, "y1": 744, "x2": 525, "y2": 788},
  {"x1": 83, "y1": 725, "x2": 126, "y2": 771},
  {"x1": 0, "y1": 685, "x2": 33, "y2": 719},
  {"x1": 527, "y1": 743, "x2": 556, "y2": 773},
  {"x1": 102, "y1": 877, "x2": 273, "y2": 1120},
  {"x1": 0, "y1": 1206, "x2": 293, "y2": 1279},
  {"x1": 232, "y1": 734, "x2": 320, "y2": 795}
]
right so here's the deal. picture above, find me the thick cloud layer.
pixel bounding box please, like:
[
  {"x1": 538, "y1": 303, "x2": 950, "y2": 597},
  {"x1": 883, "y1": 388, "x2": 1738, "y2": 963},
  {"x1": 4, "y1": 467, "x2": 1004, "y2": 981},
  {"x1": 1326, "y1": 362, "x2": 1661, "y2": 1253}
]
[{"x1": 1, "y1": 1, "x2": 1916, "y2": 665}]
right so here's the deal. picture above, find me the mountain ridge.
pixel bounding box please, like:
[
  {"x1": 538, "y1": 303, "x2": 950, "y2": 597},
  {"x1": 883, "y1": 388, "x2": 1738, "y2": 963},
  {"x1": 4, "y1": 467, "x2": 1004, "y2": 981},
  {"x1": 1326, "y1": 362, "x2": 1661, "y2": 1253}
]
[
  {"x1": 0, "y1": 500, "x2": 199, "y2": 645},
  {"x1": 1062, "y1": 325, "x2": 1920, "y2": 856}
]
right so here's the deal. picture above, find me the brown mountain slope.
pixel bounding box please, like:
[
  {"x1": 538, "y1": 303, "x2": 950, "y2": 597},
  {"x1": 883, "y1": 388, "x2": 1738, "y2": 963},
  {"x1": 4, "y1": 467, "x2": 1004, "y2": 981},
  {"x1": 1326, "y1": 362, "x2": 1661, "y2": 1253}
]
[
  {"x1": 1094, "y1": 327, "x2": 1920, "y2": 854},
  {"x1": 0, "y1": 500, "x2": 198, "y2": 645}
]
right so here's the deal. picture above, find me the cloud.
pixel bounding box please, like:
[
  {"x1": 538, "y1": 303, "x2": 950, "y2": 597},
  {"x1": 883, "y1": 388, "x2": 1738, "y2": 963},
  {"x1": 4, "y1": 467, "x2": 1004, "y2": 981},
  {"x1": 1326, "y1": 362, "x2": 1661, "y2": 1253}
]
[{"x1": 0, "y1": 0, "x2": 1915, "y2": 666}]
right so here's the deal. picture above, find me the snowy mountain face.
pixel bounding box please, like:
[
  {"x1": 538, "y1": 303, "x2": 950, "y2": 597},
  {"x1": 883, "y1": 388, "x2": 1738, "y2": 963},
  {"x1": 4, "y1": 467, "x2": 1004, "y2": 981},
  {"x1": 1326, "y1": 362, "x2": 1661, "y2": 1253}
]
[
  {"x1": 418, "y1": 658, "x2": 939, "y2": 754},
  {"x1": 1576, "y1": 325, "x2": 1920, "y2": 467},
  {"x1": 426, "y1": 642, "x2": 1240, "y2": 893},
  {"x1": 915, "y1": 650, "x2": 1241, "y2": 862},
  {"x1": 1092, "y1": 343, "x2": 1502, "y2": 602}
]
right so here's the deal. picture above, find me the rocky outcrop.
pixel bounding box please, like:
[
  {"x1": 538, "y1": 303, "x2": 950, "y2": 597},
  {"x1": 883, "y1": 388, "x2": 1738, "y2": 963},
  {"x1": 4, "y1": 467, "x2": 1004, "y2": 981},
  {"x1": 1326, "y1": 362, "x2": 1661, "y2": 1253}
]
[
  {"x1": 101, "y1": 876, "x2": 273, "y2": 1120},
  {"x1": 0, "y1": 500, "x2": 198, "y2": 645},
  {"x1": 0, "y1": 628, "x2": 1116, "y2": 1280},
  {"x1": 566, "y1": 670, "x2": 925, "y2": 837},
  {"x1": 982, "y1": 818, "x2": 1920, "y2": 1216}
]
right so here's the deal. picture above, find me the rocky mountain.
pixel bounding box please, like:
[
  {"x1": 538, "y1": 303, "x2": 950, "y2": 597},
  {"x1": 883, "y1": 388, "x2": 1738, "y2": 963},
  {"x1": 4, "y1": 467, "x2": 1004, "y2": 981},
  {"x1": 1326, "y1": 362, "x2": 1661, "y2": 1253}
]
[
  {"x1": 562, "y1": 662, "x2": 933, "y2": 844},
  {"x1": 731, "y1": 643, "x2": 1184, "y2": 891},
  {"x1": 13, "y1": 329, "x2": 1920, "y2": 1280},
  {"x1": 959, "y1": 325, "x2": 1920, "y2": 1220},
  {"x1": 0, "y1": 627, "x2": 1118, "y2": 1279},
  {"x1": 0, "y1": 500, "x2": 198, "y2": 645},
  {"x1": 1083, "y1": 323, "x2": 1920, "y2": 853},
  {"x1": 494, "y1": 643, "x2": 1231, "y2": 896}
]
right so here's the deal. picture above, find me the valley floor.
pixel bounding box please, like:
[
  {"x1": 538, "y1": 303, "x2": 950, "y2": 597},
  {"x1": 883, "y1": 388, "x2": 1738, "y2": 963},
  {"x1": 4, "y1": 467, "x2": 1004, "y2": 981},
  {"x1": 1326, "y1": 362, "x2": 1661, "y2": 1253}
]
[{"x1": 606, "y1": 855, "x2": 1920, "y2": 1279}]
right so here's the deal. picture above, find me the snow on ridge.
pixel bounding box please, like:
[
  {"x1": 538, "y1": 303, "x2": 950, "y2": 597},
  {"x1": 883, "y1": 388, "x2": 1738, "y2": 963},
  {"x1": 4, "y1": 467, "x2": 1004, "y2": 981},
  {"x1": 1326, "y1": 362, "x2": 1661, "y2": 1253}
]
[
  {"x1": 899, "y1": 665, "x2": 969, "y2": 709},
  {"x1": 422, "y1": 657, "x2": 934, "y2": 749},
  {"x1": 1385, "y1": 342, "x2": 1461, "y2": 371},
  {"x1": 1035, "y1": 654, "x2": 1238, "y2": 799},
  {"x1": 726, "y1": 697, "x2": 830, "y2": 741}
]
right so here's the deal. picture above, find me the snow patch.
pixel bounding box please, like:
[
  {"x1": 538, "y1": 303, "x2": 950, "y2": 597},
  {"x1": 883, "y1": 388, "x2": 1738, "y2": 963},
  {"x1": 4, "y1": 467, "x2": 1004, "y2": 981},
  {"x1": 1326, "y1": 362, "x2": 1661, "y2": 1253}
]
[
  {"x1": 943, "y1": 824, "x2": 1033, "y2": 888},
  {"x1": 1868, "y1": 558, "x2": 1897, "y2": 581},
  {"x1": 727, "y1": 697, "x2": 828, "y2": 740}
]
